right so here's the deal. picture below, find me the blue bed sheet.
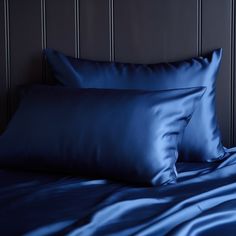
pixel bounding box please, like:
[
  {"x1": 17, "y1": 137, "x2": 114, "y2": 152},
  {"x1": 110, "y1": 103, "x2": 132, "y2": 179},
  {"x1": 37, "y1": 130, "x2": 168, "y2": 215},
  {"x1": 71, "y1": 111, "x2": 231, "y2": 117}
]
[{"x1": 1, "y1": 149, "x2": 236, "y2": 236}]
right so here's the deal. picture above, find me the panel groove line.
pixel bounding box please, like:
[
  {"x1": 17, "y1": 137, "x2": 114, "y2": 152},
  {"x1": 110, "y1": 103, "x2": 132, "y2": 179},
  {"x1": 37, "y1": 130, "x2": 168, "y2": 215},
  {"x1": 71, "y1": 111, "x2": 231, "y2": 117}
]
[
  {"x1": 4, "y1": 0, "x2": 11, "y2": 121},
  {"x1": 109, "y1": 0, "x2": 114, "y2": 61},
  {"x1": 41, "y1": 0, "x2": 47, "y2": 82},
  {"x1": 231, "y1": 0, "x2": 235, "y2": 145},
  {"x1": 74, "y1": 0, "x2": 80, "y2": 58},
  {"x1": 197, "y1": 0, "x2": 202, "y2": 55}
]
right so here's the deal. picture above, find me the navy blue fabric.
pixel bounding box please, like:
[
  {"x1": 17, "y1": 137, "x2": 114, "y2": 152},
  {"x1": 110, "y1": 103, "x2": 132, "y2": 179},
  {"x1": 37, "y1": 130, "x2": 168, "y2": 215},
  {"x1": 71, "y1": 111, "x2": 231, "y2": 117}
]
[
  {"x1": 45, "y1": 48, "x2": 224, "y2": 162},
  {"x1": 0, "y1": 86, "x2": 205, "y2": 186},
  {"x1": 0, "y1": 149, "x2": 236, "y2": 235}
]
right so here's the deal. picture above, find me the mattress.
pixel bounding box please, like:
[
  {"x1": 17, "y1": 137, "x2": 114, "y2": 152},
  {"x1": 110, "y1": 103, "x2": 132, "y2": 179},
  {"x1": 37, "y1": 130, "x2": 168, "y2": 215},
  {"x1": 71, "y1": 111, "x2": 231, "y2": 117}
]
[{"x1": 1, "y1": 149, "x2": 236, "y2": 236}]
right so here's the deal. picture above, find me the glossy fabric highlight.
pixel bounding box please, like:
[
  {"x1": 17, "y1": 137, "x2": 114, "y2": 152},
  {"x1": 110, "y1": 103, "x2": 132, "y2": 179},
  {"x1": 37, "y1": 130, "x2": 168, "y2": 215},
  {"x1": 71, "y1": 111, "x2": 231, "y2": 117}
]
[
  {"x1": 0, "y1": 86, "x2": 205, "y2": 186},
  {"x1": 45, "y1": 48, "x2": 225, "y2": 162},
  {"x1": 0, "y1": 149, "x2": 236, "y2": 235}
]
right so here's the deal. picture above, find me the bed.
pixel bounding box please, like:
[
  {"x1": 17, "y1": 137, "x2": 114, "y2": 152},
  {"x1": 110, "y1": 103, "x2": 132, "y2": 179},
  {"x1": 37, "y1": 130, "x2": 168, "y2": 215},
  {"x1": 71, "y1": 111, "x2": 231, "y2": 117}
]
[
  {"x1": 1, "y1": 1, "x2": 236, "y2": 236},
  {"x1": 0, "y1": 149, "x2": 236, "y2": 235}
]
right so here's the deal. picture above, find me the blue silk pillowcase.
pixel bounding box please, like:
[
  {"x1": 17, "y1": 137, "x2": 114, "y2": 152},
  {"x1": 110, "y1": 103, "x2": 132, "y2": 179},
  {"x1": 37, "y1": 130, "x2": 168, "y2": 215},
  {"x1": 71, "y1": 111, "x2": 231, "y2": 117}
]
[
  {"x1": 45, "y1": 48, "x2": 224, "y2": 162},
  {"x1": 0, "y1": 86, "x2": 205, "y2": 186}
]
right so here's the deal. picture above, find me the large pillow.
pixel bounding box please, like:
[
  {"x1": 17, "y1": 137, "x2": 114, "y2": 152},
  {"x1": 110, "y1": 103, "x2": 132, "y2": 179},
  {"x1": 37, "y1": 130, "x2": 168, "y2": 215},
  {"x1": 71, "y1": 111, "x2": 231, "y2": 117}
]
[
  {"x1": 45, "y1": 49, "x2": 224, "y2": 162},
  {"x1": 0, "y1": 86, "x2": 205, "y2": 186}
]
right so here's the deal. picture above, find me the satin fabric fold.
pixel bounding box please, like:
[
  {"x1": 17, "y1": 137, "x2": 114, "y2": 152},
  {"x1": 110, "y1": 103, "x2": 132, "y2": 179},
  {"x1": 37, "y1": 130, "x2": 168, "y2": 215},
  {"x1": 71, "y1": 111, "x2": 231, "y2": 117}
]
[{"x1": 1, "y1": 150, "x2": 236, "y2": 235}]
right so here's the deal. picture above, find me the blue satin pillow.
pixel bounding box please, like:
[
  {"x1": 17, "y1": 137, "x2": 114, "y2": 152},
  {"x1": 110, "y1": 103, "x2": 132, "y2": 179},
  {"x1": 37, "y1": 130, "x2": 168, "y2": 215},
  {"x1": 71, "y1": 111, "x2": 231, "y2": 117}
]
[
  {"x1": 0, "y1": 86, "x2": 205, "y2": 186},
  {"x1": 45, "y1": 49, "x2": 224, "y2": 162}
]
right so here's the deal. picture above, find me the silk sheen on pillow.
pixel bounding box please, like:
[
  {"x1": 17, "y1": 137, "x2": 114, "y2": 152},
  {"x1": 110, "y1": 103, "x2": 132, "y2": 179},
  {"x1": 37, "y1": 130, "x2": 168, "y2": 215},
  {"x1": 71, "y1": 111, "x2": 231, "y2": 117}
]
[
  {"x1": 45, "y1": 49, "x2": 224, "y2": 162},
  {"x1": 0, "y1": 86, "x2": 205, "y2": 186}
]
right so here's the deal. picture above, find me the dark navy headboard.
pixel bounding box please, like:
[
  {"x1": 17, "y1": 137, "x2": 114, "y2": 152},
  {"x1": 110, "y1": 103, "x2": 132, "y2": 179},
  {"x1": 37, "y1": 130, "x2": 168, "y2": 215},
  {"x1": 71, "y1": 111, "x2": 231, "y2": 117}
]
[{"x1": 0, "y1": 0, "x2": 235, "y2": 147}]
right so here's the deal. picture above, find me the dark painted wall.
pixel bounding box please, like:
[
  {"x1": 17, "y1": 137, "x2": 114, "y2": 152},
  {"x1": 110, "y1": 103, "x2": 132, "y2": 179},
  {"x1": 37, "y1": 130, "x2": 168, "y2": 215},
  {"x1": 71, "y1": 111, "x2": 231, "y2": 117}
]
[{"x1": 0, "y1": 0, "x2": 235, "y2": 147}]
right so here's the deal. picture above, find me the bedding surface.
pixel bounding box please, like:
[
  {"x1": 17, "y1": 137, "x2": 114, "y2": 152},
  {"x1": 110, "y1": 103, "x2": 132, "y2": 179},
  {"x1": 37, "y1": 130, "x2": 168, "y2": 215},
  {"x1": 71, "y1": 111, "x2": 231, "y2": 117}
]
[{"x1": 1, "y1": 149, "x2": 236, "y2": 236}]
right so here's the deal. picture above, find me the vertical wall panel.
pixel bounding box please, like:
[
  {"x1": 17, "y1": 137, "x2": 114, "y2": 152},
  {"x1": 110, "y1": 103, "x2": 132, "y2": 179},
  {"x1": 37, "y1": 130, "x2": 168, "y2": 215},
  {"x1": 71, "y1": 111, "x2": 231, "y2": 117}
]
[
  {"x1": 80, "y1": 0, "x2": 110, "y2": 61},
  {"x1": 202, "y1": 0, "x2": 232, "y2": 147},
  {"x1": 9, "y1": 0, "x2": 43, "y2": 85},
  {"x1": 114, "y1": 0, "x2": 198, "y2": 63},
  {"x1": 0, "y1": 0, "x2": 7, "y2": 131},
  {"x1": 46, "y1": 0, "x2": 76, "y2": 56},
  {"x1": 9, "y1": 0, "x2": 43, "y2": 113},
  {"x1": 46, "y1": 0, "x2": 76, "y2": 83}
]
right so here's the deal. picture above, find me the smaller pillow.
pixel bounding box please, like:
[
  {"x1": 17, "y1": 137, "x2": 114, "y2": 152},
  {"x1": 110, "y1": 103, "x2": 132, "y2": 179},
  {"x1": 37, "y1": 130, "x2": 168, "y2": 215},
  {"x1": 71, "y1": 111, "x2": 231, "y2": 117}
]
[{"x1": 0, "y1": 86, "x2": 205, "y2": 186}]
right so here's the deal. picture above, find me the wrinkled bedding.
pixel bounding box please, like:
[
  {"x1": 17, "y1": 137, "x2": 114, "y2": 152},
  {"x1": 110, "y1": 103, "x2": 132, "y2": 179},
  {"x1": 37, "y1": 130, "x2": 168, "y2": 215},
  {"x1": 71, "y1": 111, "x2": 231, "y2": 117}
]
[{"x1": 1, "y1": 148, "x2": 236, "y2": 236}]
